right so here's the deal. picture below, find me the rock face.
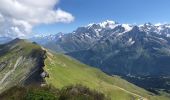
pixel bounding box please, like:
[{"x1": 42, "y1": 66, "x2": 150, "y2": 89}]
[
  {"x1": 67, "y1": 26, "x2": 170, "y2": 77},
  {"x1": 34, "y1": 21, "x2": 170, "y2": 77},
  {"x1": 0, "y1": 38, "x2": 46, "y2": 92}
]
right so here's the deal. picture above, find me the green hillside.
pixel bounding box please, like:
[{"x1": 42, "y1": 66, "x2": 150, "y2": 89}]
[
  {"x1": 0, "y1": 39, "x2": 45, "y2": 92},
  {"x1": 0, "y1": 85, "x2": 108, "y2": 100},
  {"x1": 44, "y1": 49, "x2": 169, "y2": 100}
]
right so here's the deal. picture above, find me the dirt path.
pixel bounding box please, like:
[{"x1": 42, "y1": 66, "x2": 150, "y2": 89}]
[{"x1": 113, "y1": 85, "x2": 148, "y2": 100}]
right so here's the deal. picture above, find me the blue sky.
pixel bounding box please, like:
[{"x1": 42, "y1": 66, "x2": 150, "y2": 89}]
[{"x1": 33, "y1": 0, "x2": 170, "y2": 35}]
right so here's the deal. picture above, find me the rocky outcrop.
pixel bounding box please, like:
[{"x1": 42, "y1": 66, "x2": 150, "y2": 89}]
[{"x1": 0, "y1": 39, "x2": 48, "y2": 92}]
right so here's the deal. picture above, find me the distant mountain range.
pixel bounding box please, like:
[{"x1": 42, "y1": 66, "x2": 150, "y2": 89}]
[{"x1": 32, "y1": 20, "x2": 170, "y2": 75}]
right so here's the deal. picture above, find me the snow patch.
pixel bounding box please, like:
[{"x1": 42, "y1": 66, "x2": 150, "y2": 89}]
[
  {"x1": 122, "y1": 24, "x2": 133, "y2": 32},
  {"x1": 167, "y1": 34, "x2": 170, "y2": 37},
  {"x1": 99, "y1": 20, "x2": 118, "y2": 29},
  {"x1": 127, "y1": 38, "x2": 135, "y2": 45}
]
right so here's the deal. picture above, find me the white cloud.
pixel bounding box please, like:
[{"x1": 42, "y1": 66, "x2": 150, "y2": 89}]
[{"x1": 0, "y1": 0, "x2": 74, "y2": 38}]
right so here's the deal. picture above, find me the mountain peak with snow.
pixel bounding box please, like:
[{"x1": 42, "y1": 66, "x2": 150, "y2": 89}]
[
  {"x1": 99, "y1": 20, "x2": 118, "y2": 28},
  {"x1": 32, "y1": 20, "x2": 170, "y2": 45},
  {"x1": 87, "y1": 20, "x2": 118, "y2": 29}
]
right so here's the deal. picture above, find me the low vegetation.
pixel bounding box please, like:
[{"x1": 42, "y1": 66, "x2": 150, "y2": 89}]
[{"x1": 0, "y1": 84, "x2": 108, "y2": 100}]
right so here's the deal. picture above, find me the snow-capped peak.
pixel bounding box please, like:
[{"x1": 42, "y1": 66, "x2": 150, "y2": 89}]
[
  {"x1": 87, "y1": 23, "x2": 95, "y2": 27},
  {"x1": 139, "y1": 22, "x2": 154, "y2": 27},
  {"x1": 154, "y1": 23, "x2": 162, "y2": 26},
  {"x1": 87, "y1": 20, "x2": 118, "y2": 29},
  {"x1": 85, "y1": 20, "x2": 170, "y2": 38},
  {"x1": 144, "y1": 22, "x2": 153, "y2": 26},
  {"x1": 122, "y1": 24, "x2": 133, "y2": 32},
  {"x1": 139, "y1": 23, "x2": 156, "y2": 33},
  {"x1": 99, "y1": 20, "x2": 118, "y2": 29}
]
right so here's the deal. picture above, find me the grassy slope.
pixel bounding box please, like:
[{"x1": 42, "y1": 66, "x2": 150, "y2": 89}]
[
  {"x1": 0, "y1": 39, "x2": 44, "y2": 92},
  {"x1": 44, "y1": 51, "x2": 170, "y2": 100}
]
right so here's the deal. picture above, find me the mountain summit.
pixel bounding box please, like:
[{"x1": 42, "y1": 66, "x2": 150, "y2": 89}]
[{"x1": 0, "y1": 39, "x2": 46, "y2": 92}]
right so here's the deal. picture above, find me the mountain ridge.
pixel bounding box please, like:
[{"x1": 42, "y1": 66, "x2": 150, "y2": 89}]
[
  {"x1": 31, "y1": 20, "x2": 170, "y2": 53},
  {"x1": 33, "y1": 20, "x2": 170, "y2": 75},
  {"x1": 1, "y1": 38, "x2": 170, "y2": 100},
  {"x1": 0, "y1": 38, "x2": 46, "y2": 92}
]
